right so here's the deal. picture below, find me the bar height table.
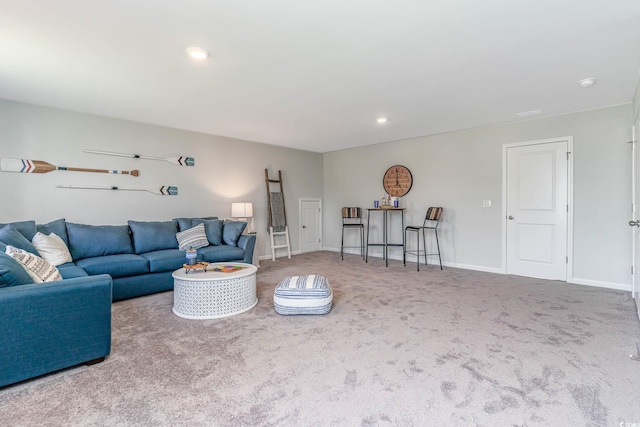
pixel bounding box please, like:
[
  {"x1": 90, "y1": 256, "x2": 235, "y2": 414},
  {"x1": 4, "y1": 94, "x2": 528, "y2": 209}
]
[{"x1": 365, "y1": 207, "x2": 405, "y2": 267}]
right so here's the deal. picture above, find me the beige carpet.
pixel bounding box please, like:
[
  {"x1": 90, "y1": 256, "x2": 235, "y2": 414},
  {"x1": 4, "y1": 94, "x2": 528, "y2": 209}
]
[{"x1": 1, "y1": 251, "x2": 640, "y2": 426}]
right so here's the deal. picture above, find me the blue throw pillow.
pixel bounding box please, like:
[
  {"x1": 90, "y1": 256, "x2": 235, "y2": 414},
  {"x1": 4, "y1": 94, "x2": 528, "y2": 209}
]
[
  {"x1": 0, "y1": 252, "x2": 33, "y2": 287},
  {"x1": 0, "y1": 220, "x2": 37, "y2": 241},
  {"x1": 199, "y1": 219, "x2": 224, "y2": 246},
  {"x1": 0, "y1": 225, "x2": 40, "y2": 255},
  {"x1": 36, "y1": 218, "x2": 69, "y2": 246},
  {"x1": 128, "y1": 220, "x2": 179, "y2": 254},
  {"x1": 222, "y1": 221, "x2": 247, "y2": 246},
  {"x1": 67, "y1": 223, "x2": 134, "y2": 260}
]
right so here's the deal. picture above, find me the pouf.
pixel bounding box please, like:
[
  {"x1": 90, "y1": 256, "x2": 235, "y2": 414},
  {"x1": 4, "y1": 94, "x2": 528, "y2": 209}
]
[{"x1": 274, "y1": 274, "x2": 333, "y2": 315}]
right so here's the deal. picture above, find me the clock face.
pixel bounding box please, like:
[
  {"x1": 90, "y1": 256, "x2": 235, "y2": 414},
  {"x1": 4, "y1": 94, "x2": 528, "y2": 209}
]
[{"x1": 383, "y1": 165, "x2": 413, "y2": 197}]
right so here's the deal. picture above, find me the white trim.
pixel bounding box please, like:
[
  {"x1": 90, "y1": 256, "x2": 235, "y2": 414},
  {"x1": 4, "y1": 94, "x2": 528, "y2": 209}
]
[
  {"x1": 440, "y1": 262, "x2": 502, "y2": 274},
  {"x1": 501, "y1": 136, "x2": 574, "y2": 281},
  {"x1": 632, "y1": 124, "x2": 638, "y2": 300},
  {"x1": 259, "y1": 250, "x2": 301, "y2": 261},
  {"x1": 325, "y1": 247, "x2": 631, "y2": 290},
  {"x1": 568, "y1": 277, "x2": 632, "y2": 292},
  {"x1": 299, "y1": 198, "x2": 322, "y2": 253}
]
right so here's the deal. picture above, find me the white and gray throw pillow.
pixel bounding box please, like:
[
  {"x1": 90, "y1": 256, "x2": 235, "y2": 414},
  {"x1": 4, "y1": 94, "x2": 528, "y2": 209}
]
[
  {"x1": 5, "y1": 245, "x2": 62, "y2": 283},
  {"x1": 175, "y1": 223, "x2": 209, "y2": 251}
]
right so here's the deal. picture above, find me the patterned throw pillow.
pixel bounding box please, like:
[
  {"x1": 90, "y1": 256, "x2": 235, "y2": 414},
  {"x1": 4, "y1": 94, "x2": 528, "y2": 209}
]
[
  {"x1": 31, "y1": 232, "x2": 73, "y2": 266},
  {"x1": 175, "y1": 223, "x2": 209, "y2": 251},
  {"x1": 5, "y1": 245, "x2": 62, "y2": 283}
]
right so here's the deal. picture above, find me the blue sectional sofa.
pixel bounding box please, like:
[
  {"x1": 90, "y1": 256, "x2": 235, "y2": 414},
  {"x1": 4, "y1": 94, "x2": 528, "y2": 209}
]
[{"x1": 0, "y1": 216, "x2": 256, "y2": 387}]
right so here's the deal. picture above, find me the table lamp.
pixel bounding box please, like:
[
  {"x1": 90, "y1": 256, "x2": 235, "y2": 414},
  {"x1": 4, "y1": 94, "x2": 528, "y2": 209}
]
[{"x1": 231, "y1": 202, "x2": 254, "y2": 233}]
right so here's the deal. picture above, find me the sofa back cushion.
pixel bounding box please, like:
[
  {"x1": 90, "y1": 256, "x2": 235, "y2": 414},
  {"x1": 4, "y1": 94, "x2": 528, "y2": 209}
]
[
  {"x1": 67, "y1": 223, "x2": 134, "y2": 260},
  {"x1": 0, "y1": 225, "x2": 40, "y2": 255},
  {"x1": 0, "y1": 220, "x2": 37, "y2": 241},
  {"x1": 128, "y1": 220, "x2": 179, "y2": 254},
  {"x1": 191, "y1": 219, "x2": 224, "y2": 246},
  {"x1": 36, "y1": 218, "x2": 69, "y2": 246},
  {"x1": 0, "y1": 252, "x2": 33, "y2": 287},
  {"x1": 174, "y1": 217, "x2": 218, "y2": 232}
]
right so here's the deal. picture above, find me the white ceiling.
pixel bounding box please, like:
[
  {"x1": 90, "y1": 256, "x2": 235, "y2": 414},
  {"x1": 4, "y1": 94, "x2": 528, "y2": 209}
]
[{"x1": 1, "y1": 1, "x2": 640, "y2": 153}]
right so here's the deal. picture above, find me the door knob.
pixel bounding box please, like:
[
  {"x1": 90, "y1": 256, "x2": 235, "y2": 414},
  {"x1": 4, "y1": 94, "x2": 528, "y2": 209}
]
[
  {"x1": 629, "y1": 220, "x2": 640, "y2": 227},
  {"x1": 508, "y1": 215, "x2": 514, "y2": 220},
  {"x1": 302, "y1": 225, "x2": 306, "y2": 228}
]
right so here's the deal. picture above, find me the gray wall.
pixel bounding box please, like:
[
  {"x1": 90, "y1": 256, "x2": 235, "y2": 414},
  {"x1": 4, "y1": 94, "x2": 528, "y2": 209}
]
[
  {"x1": 0, "y1": 99, "x2": 324, "y2": 259},
  {"x1": 634, "y1": 78, "x2": 640, "y2": 123},
  {"x1": 323, "y1": 104, "x2": 632, "y2": 290}
]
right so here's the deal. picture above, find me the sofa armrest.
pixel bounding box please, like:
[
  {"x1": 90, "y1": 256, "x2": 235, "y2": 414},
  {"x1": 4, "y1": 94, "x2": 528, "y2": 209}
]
[
  {"x1": 238, "y1": 234, "x2": 256, "y2": 264},
  {"x1": 0, "y1": 274, "x2": 113, "y2": 387}
]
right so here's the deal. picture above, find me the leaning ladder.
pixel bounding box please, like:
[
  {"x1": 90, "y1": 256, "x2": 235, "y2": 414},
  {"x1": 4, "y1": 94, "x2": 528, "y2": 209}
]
[{"x1": 265, "y1": 169, "x2": 292, "y2": 261}]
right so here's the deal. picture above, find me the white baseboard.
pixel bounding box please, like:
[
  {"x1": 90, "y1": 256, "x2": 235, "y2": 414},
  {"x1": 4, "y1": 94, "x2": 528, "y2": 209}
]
[
  {"x1": 439, "y1": 262, "x2": 503, "y2": 274},
  {"x1": 568, "y1": 277, "x2": 632, "y2": 292},
  {"x1": 258, "y1": 250, "x2": 301, "y2": 261},
  {"x1": 324, "y1": 247, "x2": 503, "y2": 273},
  {"x1": 319, "y1": 247, "x2": 633, "y2": 291}
]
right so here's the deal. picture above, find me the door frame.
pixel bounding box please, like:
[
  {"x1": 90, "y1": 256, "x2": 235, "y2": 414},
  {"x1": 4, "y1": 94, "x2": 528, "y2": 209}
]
[
  {"x1": 501, "y1": 136, "x2": 574, "y2": 280},
  {"x1": 298, "y1": 198, "x2": 322, "y2": 253},
  {"x1": 632, "y1": 123, "x2": 639, "y2": 302}
]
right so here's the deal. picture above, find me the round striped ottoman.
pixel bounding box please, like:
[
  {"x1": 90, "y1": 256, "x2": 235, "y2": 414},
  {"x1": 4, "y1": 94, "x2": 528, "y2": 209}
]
[{"x1": 274, "y1": 274, "x2": 332, "y2": 315}]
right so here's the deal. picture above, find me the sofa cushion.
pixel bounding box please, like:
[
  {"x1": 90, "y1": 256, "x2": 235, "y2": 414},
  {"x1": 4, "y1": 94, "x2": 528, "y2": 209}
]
[
  {"x1": 57, "y1": 262, "x2": 89, "y2": 279},
  {"x1": 0, "y1": 225, "x2": 40, "y2": 255},
  {"x1": 75, "y1": 254, "x2": 149, "y2": 279},
  {"x1": 128, "y1": 220, "x2": 179, "y2": 254},
  {"x1": 140, "y1": 249, "x2": 186, "y2": 273},
  {"x1": 5, "y1": 245, "x2": 62, "y2": 283},
  {"x1": 67, "y1": 223, "x2": 134, "y2": 260},
  {"x1": 197, "y1": 245, "x2": 245, "y2": 263},
  {"x1": 191, "y1": 219, "x2": 224, "y2": 246},
  {"x1": 222, "y1": 221, "x2": 247, "y2": 246},
  {"x1": 174, "y1": 217, "x2": 218, "y2": 232},
  {"x1": 0, "y1": 220, "x2": 37, "y2": 241},
  {"x1": 0, "y1": 252, "x2": 33, "y2": 287},
  {"x1": 176, "y1": 223, "x2": 209, "y2": 251},
  {"x1": 31, "y1": 232, "x2": 73, "y2": 266},
  {"x1": 36, "y1": 219, "x2": 69, "y2": 246}
]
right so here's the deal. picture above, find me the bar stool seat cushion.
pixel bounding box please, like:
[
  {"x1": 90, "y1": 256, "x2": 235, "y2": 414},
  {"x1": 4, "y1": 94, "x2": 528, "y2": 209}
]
[{"x1": 274, "y1": 274, "x2": 332, "y2": 315}]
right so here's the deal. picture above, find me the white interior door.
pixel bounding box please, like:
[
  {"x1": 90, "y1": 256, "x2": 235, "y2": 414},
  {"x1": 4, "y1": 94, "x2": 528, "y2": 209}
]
[
  {"x1": 300, "y1": 198, "x2": 321, "y2": 253},
  {"x1": 505, "y1": 140, "x2": 568, "y2": 280}
]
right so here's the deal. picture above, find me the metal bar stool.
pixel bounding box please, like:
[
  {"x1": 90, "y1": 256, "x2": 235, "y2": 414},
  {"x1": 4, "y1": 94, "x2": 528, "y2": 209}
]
[
  {"x1": 403, "y1": 207, "x2": 443, "y2": 271},
  {"x1": 341, "y1": 207, "x2": 365, "y2": 260}
]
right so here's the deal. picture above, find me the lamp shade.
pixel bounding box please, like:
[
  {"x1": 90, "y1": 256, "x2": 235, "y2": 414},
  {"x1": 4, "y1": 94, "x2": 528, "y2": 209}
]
[{"x1": 231, "y1": 202, "x2": 253, "y2": 218}]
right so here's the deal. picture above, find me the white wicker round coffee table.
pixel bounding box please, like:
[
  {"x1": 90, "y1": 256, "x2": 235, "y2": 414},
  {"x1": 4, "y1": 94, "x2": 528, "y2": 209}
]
[{"x1": 172, "y1": 263, "x2": 258, "y2": 319}]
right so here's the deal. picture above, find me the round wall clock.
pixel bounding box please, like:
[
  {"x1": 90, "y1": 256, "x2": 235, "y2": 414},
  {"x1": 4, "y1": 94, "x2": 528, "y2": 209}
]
[{"x1": 383, "y1": 165, "x2": 413, "y2": 197}]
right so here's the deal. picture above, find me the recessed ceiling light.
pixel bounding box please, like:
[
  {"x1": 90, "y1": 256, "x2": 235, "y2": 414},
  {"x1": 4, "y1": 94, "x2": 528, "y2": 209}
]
[
  {"x1": 516, "y1": 109, "x2": 543, "y2": 117},
  {"x1": 579, "y1": 77, "x2": 596, "y2": 88},
  {"x1": 376, "y1": 117, "x2": 388, "y2": 124},
  {"x1": 186, "y1": 47, "x2": 209, "y2": 60}
]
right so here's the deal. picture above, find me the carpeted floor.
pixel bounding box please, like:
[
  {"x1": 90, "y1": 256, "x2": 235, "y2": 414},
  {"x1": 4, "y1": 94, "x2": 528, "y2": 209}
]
[{"x1": 1, "y1": 251, "x2": 640, "y2": 426}]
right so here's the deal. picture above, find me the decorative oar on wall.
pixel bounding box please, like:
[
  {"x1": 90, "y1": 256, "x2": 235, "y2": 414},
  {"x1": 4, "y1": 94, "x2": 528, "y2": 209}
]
[
  {"x1": 83, "y1": 149, "x2": 195, "y2": 166},
  {"x1": 56, "y1": 184, "x2": 178, "y2": 196},
  {"x1": 0, "y1": 158, "x2": 139, "y2": 176}
]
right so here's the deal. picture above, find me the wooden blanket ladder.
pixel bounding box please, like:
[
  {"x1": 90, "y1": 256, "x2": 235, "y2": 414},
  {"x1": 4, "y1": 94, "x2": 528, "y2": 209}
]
[{"x1": 265, "y1": 169, "x2": 291, "y2": 261}]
